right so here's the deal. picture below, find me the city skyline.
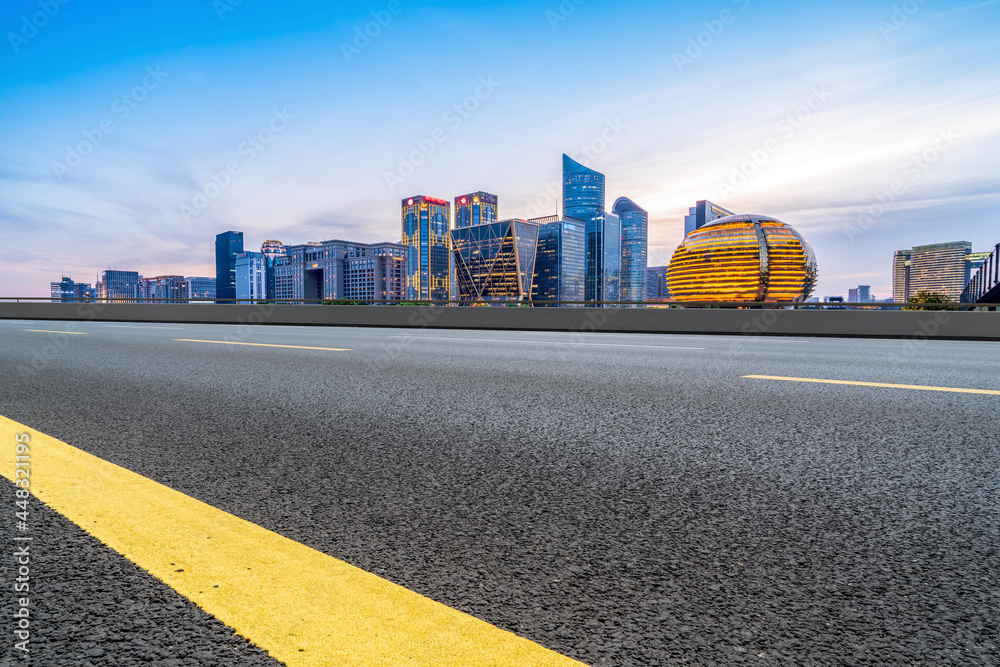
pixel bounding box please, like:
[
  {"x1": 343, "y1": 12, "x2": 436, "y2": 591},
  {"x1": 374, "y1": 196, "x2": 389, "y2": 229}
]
[{"x1": 2, "y1": 1, "x2": 999, "y2": 299}]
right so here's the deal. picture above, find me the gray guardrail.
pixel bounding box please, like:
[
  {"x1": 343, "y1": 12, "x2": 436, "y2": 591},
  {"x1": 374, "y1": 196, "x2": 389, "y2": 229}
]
[{"x1": 1, "y1": 302, "x2": 998, "y2": 341}]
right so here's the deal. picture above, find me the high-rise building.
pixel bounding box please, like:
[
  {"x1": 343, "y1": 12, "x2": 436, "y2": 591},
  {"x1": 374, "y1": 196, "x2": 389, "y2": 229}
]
[
  {"x1": 215, "y1": 231, "x2": 244, "y2": 303},
  {"x1": 185, "y1": 277, "x2": 216, "y2": 302},
  {"x1": 401, "y1": 196, "x2": 451, "y2": 301},
  {"x1": 451, "y1": 219, "x2": 539, "y2": 303},
  {"x1": 848, "y1": 285, "x2": 873, "y2": 309},
  {"x1": 261, "y1": 240, "x2": 287, "y2": 262},
  {"x1": 646, "y1": 266, "x2": 670, "y2": 300},
  {"x1": 138, "y1": 276, "x2": 188, "y2": 302},
  {"x1": 529, "y1": 216, "x2": 586, "y2": 306},
  {"x1": 50, "y1": 277, "x2": 95, "y2": 303},
  {"x1": 613, "y1": 197, "x2": 648, "y2": 305},
  {"x1": 274, "y1": 240, "x2": 407, "y2": 302},
  {"x1": 50, "y1": 277, "x2": 74, "y2": 302},
  {"x1": 342, "y1": 243, "x2": 408, "y2": 302},
  {"x1": 684, "y1": 200, "x2": 734, "y2": 236},
  {"x1": 893, "y1": 241, "x2": 972, "y2": 301},
  {"x1": 563, "y1": 154, "x2": 605, "y2": 219},
  {"x1": 98, "y1": 270, "x2": 140, "y2": 302},
  {"x1": 454, "y1": 192, "x2": 498, "y2": 229},
  {"x1": 259, "y1": 240, "x2": 287, "y2": 300},
  {"x1": 562, "y1": 154, "x2": 619, "y2": 303},
  {"x1": 235, "y1": 252, "x2": 269, "y2": 302},
  {"x1": 892, "y1": 250, "x2": 911, "y2": 303},
  {"x1": 598, "y1": 211, "x2": 622, "y2": 303},
  {"x1": 239, "y1": 241, "x2": 289, "y2": 300},
  {"x1": 848, "y1": 285, "x2": 872, "y2": 303}
]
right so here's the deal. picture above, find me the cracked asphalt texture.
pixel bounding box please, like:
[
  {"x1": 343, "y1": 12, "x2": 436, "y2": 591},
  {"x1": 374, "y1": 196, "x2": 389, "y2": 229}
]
[{"x1": 1, "y1": 319, "x2": 998, "y2": 666}]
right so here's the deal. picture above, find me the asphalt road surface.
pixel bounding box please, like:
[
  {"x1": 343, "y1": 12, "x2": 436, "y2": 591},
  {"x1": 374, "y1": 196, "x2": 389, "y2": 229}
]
[{"x1": 1, "y1": 319, "x2": 998, "y2": 666}]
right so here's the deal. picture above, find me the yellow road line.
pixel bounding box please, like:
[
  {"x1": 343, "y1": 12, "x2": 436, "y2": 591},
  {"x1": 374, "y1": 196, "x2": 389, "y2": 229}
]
[
  {"x1": 0, "y1": 416, "x2": 584, "y2": 667},
  {"x1": 175, "y1": 339, "x2": 351, "y2": 352},
  {"x1": 24, "y1": 329, "x2": 89, "y2": 335},
  {"x1": 743, "y1": 375, "x2": 1000, "y2": 396}
]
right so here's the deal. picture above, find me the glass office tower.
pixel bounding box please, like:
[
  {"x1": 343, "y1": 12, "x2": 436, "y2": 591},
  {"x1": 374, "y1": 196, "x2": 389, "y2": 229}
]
[
  {"x1": 215, "y1": 231, "x2": 244, "y2": 303},
  {"x1": 530, "y1": 216, "x2": 586, "y2": 305},
  {"x1": 235, "y1": 252, "x2": 269, "y2": 302},
  {"x1": 50, "y1": 277, "x2": 95, "y2": 303},
  {"x1": 598, "y1": 211, "x2": 622, "y2": 303},
  {"x1": 454, "y1": 192, "x2": 498, "y2": 229},
  {"x1": 98, "y1": 270, "x2": 141, "y2": 302},
  {"x1": 613, "y1": 197, "x2": 648, "y2": 305},
  {"x1": 562, "y1": 154, "x2": 619, "y2": 303},
  {"x1": 893, "y1": 250, "x2": 911, "y2": 303},
  {"x1": 563, "y1": 154, "x2": 605, "y2": 218},
  {"x1": 401, "y1": 196, "x2": 451, "y2": 301},
  {"x1": 451, "y1": 219, "x2": 539, "y2": 303},
  {"x1": 684, "y1": 200, "x2": 734, "y2": 236}
]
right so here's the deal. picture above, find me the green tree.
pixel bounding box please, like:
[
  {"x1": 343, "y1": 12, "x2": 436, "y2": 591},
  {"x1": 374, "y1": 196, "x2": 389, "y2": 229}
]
[{"x1": 903, "y1": 292, "x2": 958, "y2": 311}]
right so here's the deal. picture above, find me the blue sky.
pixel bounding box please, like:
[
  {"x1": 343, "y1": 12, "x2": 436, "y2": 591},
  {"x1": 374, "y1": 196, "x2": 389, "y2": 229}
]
[{"x1": 2, "y1": 0, "x2": 998, "y2": 298}]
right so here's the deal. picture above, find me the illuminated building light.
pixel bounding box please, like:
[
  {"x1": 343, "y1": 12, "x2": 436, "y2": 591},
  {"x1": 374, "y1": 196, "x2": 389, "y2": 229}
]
[{"x1": 666, "y1": 214, "x2": 817, "y2": 304}]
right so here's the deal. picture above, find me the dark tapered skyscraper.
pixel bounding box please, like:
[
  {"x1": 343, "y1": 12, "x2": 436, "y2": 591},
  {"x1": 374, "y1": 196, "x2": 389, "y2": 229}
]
[
  {"x1": 454, "y1": 192, "x2": 498, "y2": 229},
  {"x1": 613, "y1": 197, "x2": 648, "y2": 305},
  {"x1": 215, "y1": 231, "x2": 244, "y2": 303},
  {"x1": 529, "y1": 216, "x2": 585, "y2": 306},
  {"x1": 562, "y1": 154, "x2": 618, "y2": 303}
]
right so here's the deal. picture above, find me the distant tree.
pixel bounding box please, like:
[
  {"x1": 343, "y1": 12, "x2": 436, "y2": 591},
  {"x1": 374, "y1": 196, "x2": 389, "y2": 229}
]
[{"x1": 903, "y1": 292, "x2": 958, "y2": 311}]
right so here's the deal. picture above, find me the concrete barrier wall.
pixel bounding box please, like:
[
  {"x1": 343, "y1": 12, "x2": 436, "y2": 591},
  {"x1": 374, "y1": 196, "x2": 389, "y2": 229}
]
[{"x1": 2, "y1": 302, "x2": 998, "y2": 341}]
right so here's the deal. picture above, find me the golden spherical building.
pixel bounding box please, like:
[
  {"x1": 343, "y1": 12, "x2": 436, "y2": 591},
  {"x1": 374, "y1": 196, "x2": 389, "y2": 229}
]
[{"x1": 666, "y1": 214, "x2": 817, "y2": 304}]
